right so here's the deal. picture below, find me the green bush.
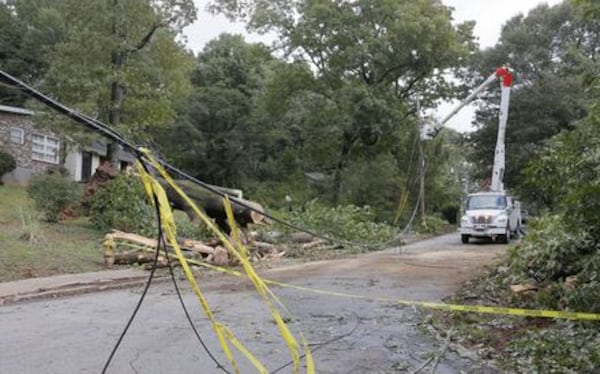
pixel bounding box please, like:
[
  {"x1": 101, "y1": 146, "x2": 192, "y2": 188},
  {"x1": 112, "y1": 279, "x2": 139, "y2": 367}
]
[
  {"x1": 281, "y1": 199, "x2": 398, "y2": 245},
  {"x1": 564, "y1": 254, "x2": 600, "y2": 313},
  {"x1": 503, "y1": 321, "x2": 600, "y2": 374},
  {"x1": 467, "y1": 213, "x2": 600, "y2": 313},
  {"x1": 176, "y1": 217, "x2": 214, "y2": 241},
  {"x1": 27, "y1": 173, "x2": 80, "y2": 222},
  {"x1": 508, "y1": 215, "x2": 594, "y2": 282},
  {"x1": 418, "y1": 214, "x2": 449, "y2": 234},
  {"x1": 0, "y1": 151, "x2": 16, "y2": 184},
  {"x1": 89, "y1": 175, "x2": 156, "y2": 235}
]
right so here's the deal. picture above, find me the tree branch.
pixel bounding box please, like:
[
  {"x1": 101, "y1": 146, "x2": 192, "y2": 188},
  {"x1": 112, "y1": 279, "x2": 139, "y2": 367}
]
[
  {"x1": 398, "y1": 72, "x2": 427, "y2": 100},
  {"x1": 376, "y1": 63, "x2": 410, "y2": 85},
  {"x1": 128, "y1": 20, "x2": 168, "y2": 54}
]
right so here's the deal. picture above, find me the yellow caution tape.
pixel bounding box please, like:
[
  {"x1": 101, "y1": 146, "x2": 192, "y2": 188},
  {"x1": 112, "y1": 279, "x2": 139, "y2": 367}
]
[
  {"x1": 393, "y1": 190, "x2": 410, "y2": 225},
  {"x1": 131, "y1": 146, "x2": 599, "y2": 374},
  {"x1": 137, "y1": 149, "x2": 314, "y2": 374},
  {"x1": 172, "y1": 255, "x2": 600, "y2": 322},
  {"x1": 136, "y1": 160, "x2": 250, "y2": 374},
  {"x1": 221, "y1": 195, "x2": 307, "y2": 374}
]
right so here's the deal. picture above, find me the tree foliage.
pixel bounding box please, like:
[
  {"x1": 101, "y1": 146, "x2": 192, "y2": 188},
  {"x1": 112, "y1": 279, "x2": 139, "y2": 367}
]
[
  {"x1": 0, "y1": 151, "x2": 16, "y2": 183},
  {"x1": 466, "y1": 1, "x2": 599, "y2": 196},
  {"x1": 155, "y1": 34, "x2": 277, "y2": 186},
  {"x1": 0, "y1": 0, "x2": 66, "y2": 105},
  {"x1": 40, "y1": 0, "x2": 197, "y2": 144},
  {"x1": 89, "y1": 174, "x2": 156, "y2": 235},
  {"x1": 208, "y1": 0, "x2": 474, "y2": 216},
  {"x1": 2, "y1": 0, "x2": 474, "y2": 225},
  {"x1": 27, "y1": 172, "x2": 80, "y2": 222}
]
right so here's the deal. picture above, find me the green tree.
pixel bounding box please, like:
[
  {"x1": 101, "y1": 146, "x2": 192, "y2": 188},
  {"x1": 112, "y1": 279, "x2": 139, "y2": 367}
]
[
  {"x1": 523, "y1": 0, "x2": 600, "y2": 220},
  {"x1": 210, "y1": 0, "x2": 476, "y2": 208},
  {"x1": 41, "y1": 0, "x2": 196, "y2": 160},
  {"x1": 466, "y1": 1, "x2": 598, "y2": 199},
  {"x1": 0, "y1": 0, "x2": 65, "y2": 105},
  {"x1": 156, "y1": 34, "x2": 277, "y2": 186}
]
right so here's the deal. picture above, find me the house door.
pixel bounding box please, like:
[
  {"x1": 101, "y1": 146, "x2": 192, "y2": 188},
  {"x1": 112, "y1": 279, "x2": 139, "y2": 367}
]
[{"x1": 81, "y1": 151, "x2": 93, "y2": 181}]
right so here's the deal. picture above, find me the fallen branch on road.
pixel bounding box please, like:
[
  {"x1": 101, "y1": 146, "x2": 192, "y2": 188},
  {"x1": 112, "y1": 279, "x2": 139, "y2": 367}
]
[{"x1": 102, "y1": 230, "x2": 287, "y2": 268}]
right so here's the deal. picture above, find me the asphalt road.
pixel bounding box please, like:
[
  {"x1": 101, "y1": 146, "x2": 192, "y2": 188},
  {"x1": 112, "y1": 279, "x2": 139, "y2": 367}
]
[{"x1": 0, "y1": 234, "x2": 506, "y2": 374}]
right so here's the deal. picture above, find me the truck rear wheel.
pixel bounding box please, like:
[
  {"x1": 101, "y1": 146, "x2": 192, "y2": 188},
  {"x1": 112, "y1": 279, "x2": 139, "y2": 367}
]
[
  {"x1": 501, "y1": 228, "x2": 511, "y2": 244},
  {"x1": 461, "y1": 234, "x2": 470, "y2": 244}
]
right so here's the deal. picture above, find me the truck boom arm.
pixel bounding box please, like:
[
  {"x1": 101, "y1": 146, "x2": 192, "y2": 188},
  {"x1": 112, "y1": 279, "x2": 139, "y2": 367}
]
[
  {"x1": 424, "y1": 67, "x2": 513, "y2": 192},
  {"x1": 490, "y1": 68, "x2": 513, "y2": 192}
]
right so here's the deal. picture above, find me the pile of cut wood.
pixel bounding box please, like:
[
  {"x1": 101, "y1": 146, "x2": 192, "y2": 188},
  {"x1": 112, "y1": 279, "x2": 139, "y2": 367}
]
[{"x1": 102, "y1": 230, "x2": 287, "y2": 269}]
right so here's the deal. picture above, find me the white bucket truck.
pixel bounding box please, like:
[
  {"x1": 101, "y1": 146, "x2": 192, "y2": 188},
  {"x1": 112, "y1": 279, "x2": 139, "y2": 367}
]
[{"x1": 422, "y1": 67, "x2": 522, "y2": 244}]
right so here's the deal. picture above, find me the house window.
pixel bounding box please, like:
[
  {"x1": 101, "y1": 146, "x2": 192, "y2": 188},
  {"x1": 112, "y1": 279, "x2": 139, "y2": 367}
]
[
  {"x1": 32, "y1": 133, "x2": 60, "y2": 164},
  {"x1": 10, "y1": 127, "x2": 24, "y2": 144}
]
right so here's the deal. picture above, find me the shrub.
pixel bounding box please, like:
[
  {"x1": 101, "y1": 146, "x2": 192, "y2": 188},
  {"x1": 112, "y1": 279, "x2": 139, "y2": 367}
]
[
  {"x1": 176, "y1": 216, "x2": 214, "y2": 241},
  {"x1": 508, "y1": 215, "x2": 594, "y2": 282},
  {"x1": 503, "y1": 321, "x2": 600, "y2": 373},
  {"x1": 418, "y1": 214, "x2": 449, "y2": 234},
  {"x1": 0, "y1": 151, "x2": 16, "y2": 184},
  {"x1": 564, "y1": 254, "x2": 600, "y2": 313},
  {"x1": 281, "y1": 199, "x2": 398, "y2": 245},
  {"x1": 27, "y1": 173, "x2": 80, "y2": 222},
  {"x1": 89, "y1": 175, "x2": 156, "y2": 236}
]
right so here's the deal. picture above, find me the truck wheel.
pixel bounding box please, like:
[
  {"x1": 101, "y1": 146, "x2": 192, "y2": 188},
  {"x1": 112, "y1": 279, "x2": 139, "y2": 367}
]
[
  {"x1": 502, "y1": 229, "x2": 511, "y2": 244},
  {"x1": 461, "y1": 234, "x2": 470, "y2": 244}
]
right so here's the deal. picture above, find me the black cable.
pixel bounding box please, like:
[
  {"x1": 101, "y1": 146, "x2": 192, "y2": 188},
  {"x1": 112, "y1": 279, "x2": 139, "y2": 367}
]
[
  {"x1": 1, "y1": 69, "x2": 372, "y2": 250},
  {"x1": 0, "y1": 69, "x2": 388, "y2": 372},
  {"x1": 269, "y1": 312, "x2": 361, "y2": 374},
  {"x1": 152, "y1": 157, "x2": 370, "y2": 249},
  {"x1": 102, "y1": 156, "x2": 231, "y2": 373},
  {"x1": 160, "y1": 235, "x2": 233, "y2": 374},
  {"x1": 101, "y1": 174, "x2": 162, "y2": 374},
  {"x1": 0, "y1": 71, "x2": 136, "y2": 152}
]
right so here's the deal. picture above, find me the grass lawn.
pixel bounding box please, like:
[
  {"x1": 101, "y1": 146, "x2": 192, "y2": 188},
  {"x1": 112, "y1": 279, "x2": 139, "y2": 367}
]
[{"x1": 0, "y1": 184, "x2": 106, "y2": 281}]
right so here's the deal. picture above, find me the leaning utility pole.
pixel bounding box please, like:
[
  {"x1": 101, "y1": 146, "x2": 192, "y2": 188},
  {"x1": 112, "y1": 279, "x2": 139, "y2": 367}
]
[{"x1": 416, "y1": 99, "x2": 426, "y2": 226}]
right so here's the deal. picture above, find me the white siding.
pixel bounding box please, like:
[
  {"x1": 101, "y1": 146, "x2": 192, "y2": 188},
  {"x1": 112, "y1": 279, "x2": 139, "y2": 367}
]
[
  {"x1": 91, "y1": 155, "x2": 101, "y2": 175},
  {"x1": 64, "y1": 150, "x2": 82, "y2": 181}
]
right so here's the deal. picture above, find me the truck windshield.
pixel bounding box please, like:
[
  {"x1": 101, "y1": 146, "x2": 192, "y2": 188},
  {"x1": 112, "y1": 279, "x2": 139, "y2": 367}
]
[{"x1": 467, "y1": 195, "x2": 506, "y2": 210}]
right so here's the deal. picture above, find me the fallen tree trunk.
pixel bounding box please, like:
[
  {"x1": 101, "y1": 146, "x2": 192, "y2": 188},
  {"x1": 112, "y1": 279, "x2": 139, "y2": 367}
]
[
  {"x1": 112, "y1": 251, "x2": 169, "y2": 267},
  {"x1": 109, "y1": 231, "x2": 215, "y2": 255},
  {"x1": 178, "y1": 238, "x2": 217, "y2": 255},
  {"x1": 103, "y1": 230, "x2": 288, "y2": 269}
]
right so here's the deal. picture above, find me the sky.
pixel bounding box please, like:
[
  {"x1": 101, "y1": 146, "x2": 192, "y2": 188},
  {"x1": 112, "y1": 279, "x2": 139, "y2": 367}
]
[{"x1": 183, "y1": 0, "x2": 564, "y2": 132}]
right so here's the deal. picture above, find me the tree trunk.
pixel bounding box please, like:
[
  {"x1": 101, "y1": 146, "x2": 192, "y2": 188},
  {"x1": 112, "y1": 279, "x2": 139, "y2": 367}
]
[
  {"x1": 108, "y1": 0, "x2": 125, "y2": 168},
  {"x1": 418, "y1": 137, "x2": 427, "y2": 227},
  {"x1": 332, "y1": 132, "x2": 356, "y2": 205},
  {"x1": 416, "y1": 99, "x2": 427, "y2": 228}
]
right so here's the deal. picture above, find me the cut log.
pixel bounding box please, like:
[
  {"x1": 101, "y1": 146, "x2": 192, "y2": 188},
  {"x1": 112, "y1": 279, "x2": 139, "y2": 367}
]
[
  {"x1": 301, "y1": 239, "x2": 325, "y2": 249},
  {"x1": 111, "y1": 231, "x2": 158, "y2": 248},
  {"x1": 289, "y1": 232, "x2": 317, "y2": 243},
  {"x1": 179, "y1": 239, "x2": 216, "y2": 255},
  {"x1": 212, "y1": 246, "x2": 230, "y2": 266},
  {"x1": 109, "y1": 250, "x2": 171, "y2": 267},
  {"x1": 251, "y1": 241, "x2": 275, "y2": 253},
  {"x1": 110, "y1": 231, "x2": 215, "y2": 255},
  {"x1": 260, "y1": 251, "x2": 286, "y2": 261},
  {"x1": 565, "y1": 276, "x2": 577, "y2": 289},
  {"x1": 159, "y1": 178, "x2": 268, "y2": 233},
  {"x1": 510, "y1": 283, "x2": 538, "y2": 294},
  {"x1": 103, "y1": 229, "x2": 287, "y2": 269},
  {"x1": 113, "y1": 251, "x2": 153, "y2": 265}
]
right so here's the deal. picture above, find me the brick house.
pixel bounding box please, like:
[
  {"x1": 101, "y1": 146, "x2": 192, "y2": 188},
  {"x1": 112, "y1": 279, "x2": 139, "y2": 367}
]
[
  {"x1": 0, "y1": 104, "x2": 134, "y2": 184},
  {"x1": 0, "y1": 105, "x2": 60, "y2": 184}
]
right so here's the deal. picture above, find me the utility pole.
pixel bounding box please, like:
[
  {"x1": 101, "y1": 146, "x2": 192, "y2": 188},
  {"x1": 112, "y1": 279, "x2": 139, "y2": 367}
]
[{"x1": 416, "y1": 99, "x2": 426, "y2": 227}]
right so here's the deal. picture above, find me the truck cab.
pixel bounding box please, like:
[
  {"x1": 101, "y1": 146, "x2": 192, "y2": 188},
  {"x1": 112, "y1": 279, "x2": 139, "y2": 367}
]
[{"x1": 459, "y1": 191, "x2": 520, "y2": 244}]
